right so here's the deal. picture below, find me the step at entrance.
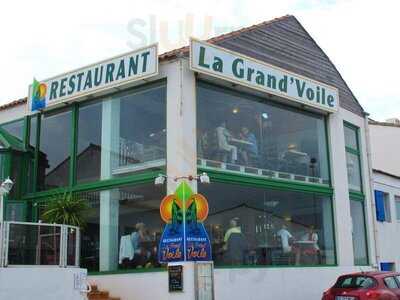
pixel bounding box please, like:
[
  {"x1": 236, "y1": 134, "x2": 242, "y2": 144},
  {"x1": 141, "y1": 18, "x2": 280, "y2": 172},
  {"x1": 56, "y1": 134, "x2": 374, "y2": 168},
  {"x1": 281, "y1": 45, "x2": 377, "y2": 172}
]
[{"x1": 88, "y1": 285, "x2": 120, "y2": 300}]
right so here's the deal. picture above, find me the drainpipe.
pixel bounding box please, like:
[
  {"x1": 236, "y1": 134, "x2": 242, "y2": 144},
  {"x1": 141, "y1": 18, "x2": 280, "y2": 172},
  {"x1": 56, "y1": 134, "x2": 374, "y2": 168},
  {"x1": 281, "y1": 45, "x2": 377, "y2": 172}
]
[{"x1": 364, "y1": 112, "x2": 380, "y2": 269}]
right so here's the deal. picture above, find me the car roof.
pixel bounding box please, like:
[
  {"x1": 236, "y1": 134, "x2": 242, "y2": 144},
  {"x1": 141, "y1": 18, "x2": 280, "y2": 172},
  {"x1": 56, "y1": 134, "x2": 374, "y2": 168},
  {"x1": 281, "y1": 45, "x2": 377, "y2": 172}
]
[{"x1": 340, "y1": 271, "x2": 400, "y2": 278}]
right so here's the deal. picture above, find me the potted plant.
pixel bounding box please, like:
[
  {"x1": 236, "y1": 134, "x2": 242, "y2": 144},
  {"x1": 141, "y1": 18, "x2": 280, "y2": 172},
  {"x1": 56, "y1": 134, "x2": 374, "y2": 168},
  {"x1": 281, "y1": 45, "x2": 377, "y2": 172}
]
[
  {"x1": 40, "y1": 192, "x2": 89, "y2": 265},
  {"x1": 42, "y1": 192, "x2": 89, "y2": 227}
]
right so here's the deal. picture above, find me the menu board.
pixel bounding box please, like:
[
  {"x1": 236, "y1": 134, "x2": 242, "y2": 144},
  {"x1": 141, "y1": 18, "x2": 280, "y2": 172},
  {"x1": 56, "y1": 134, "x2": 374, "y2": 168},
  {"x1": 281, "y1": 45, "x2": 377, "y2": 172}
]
[{"x1": 168, "y1": 265, "x2": 183, "y2": 292}]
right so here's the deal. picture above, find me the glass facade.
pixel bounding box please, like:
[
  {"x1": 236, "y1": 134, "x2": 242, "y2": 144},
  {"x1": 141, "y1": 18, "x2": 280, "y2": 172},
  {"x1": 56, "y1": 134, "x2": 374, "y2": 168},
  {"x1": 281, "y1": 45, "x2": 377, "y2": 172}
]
[
  {"x1": 197, "y1": 83, "x2": 329, "y2": 184},
  {"x1": 344, "y1": 123, "x2": 362, "y2": 192},
  {"x1": 0, "y1": 119, "x2": 24, "y2": 142},
  {"x1": 350, "y1": 199, "x2": 368, "y2": 265},
  {"x1": 76, "y1": 183, "x2": 165, "y2": 272},
  {"x1": 76, "y1": 101, "x2": 103, "y2": 184},
  {"x1": 200, "y1": 182, "x2": 335, "y2": 266},
  {"x1": 2, "y1": 79, "x2": 345, "y2": 272},
  {"x1": 38, "y1": 109, "x2": 72, "y2": 190}
]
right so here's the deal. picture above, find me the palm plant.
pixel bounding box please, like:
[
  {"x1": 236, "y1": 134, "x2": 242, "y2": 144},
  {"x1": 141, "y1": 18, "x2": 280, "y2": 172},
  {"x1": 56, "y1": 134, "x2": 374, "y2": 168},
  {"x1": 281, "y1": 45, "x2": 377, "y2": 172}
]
[{"x1": 41, "y1": 192, "x2": 89, "y2": 228}]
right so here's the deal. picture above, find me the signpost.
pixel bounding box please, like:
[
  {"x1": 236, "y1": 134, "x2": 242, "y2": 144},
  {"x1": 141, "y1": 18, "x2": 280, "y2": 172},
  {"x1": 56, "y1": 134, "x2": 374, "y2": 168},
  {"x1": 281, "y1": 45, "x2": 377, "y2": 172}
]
[
  {"x1": 158, "y1": 181, "x2": 212, "y2": 264},
  {"x1": 168, "y1": 265, "x2": 184, "y2": 292}
]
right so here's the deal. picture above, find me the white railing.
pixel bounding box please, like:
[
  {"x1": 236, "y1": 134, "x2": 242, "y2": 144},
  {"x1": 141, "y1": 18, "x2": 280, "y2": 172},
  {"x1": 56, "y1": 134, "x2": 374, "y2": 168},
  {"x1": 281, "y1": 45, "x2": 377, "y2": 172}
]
[{"x1": 0, "y1": 221, "x2": 80, "y2": 268}]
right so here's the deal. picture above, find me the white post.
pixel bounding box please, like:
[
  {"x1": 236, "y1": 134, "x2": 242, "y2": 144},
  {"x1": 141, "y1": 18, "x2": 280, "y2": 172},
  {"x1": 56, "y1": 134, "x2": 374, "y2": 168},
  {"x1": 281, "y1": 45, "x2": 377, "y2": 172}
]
[
  {"x1": 165, "y1": 58, "x2": 199, "y2": 300},
  {"x1": 328, "y1": 110, "x2": 355, "y2": 266},
  {"x1": 0, "y1": 194, "x2": 3, "y2": 223},
  {"x1": 99, "y1": 98, "x2": 121, "y2": 271}
]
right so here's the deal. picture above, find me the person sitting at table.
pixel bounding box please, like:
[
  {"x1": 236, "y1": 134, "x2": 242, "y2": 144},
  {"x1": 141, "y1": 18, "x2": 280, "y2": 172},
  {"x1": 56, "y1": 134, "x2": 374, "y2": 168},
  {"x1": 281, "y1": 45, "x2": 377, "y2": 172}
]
[
  {"x1": 223, "y1": 218, "x2": 248, "y2": 264},
  {"x1": 301, "y1": 226, "x2": 319, "y2": 264},
  {"x1": 216, "y1": 121, "x2": 238, "y2": 163},
  {"x1": 239, "y1": 126, "x2": 258, "y2": 166},
  {"x1": 131, "y1": 222, "x2": 151, "y2": 268}
]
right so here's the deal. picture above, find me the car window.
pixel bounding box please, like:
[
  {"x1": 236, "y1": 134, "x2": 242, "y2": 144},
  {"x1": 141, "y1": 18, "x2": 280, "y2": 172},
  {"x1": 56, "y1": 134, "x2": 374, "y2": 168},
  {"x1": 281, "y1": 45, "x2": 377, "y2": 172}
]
[
  {"x1": 335, "y1": 276, "x2": 376, "y2": 289},
  {"x1": 384, "y1": 277, "x2": 398, "y2": 289}
]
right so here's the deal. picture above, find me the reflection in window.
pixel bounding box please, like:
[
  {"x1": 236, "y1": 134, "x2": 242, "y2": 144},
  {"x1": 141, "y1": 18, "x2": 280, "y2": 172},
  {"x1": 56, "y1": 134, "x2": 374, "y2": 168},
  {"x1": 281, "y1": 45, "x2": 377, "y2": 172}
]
[
  {"x1": 197, "y1": 83, "x2": 329, "y2": 184},
  {"x1": 344, "y1": 125, "x2": 358, "y2": 150},
  {"x1": 77, "y1": 102, "x2": 102, "y2": 184},
  {"x1": 29, "y1": 116, "x2": 38, "y2": 148},
  {"x1": 1, "y1": 119, "x2": 24, "y2": 142},
  {"x1": 77, "y1": 184, "x2": 164, "y2": 272},
  {"x1": 38, "y1": 109, "x2": 71, "y2": 190},
  {"x1": 199, "y1": 183, "x2": 336, "y2": 266},
  {"x1": 99, "y1": 84, "x2": 166, "y2": 180},
  {"x1": 346, "y1": 152, "x2": 362, "y2": 192},
  {"x1": 344, "y1": 124, "x2": 362, "y2": 192},
  {"x1": 350, "y1": 200, "x2": 368, "y2": 265}
]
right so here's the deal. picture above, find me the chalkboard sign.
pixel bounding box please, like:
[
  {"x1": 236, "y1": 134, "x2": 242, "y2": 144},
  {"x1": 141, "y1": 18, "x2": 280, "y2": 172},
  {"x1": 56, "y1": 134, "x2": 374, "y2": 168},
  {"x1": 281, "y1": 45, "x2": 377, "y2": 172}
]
[{"x1": 168, "y1": 265, "x2": 183, "y2": 292}]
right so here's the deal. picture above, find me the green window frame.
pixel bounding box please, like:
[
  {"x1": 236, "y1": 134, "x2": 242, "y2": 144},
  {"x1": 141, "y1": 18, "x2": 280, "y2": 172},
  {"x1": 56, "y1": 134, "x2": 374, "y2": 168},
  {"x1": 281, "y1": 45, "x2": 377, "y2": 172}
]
[
  {"x1": 350, "y1": 197, "x2": 369, "y2": 266},
  {"x1": 23, "y1": 80, "x2": 167, "y2": 222},
  {"x1": 344, "y1": 122, "x2": 363, "y2": 196},
  {"x1": 195, "y1": 82, "x2": 337, "y2": 268}
]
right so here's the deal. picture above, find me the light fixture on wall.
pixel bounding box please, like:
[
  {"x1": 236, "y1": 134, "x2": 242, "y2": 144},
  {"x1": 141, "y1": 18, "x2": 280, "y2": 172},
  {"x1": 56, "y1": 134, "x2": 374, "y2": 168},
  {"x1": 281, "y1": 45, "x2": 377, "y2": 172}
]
[
  {"x1": 154, "y1": 173, "x2": 210, "y2": 185},
  {"x1": 261, "y1": 112, "x2": 269, "y2": 119},
  {"x1": 232, "y1": 108, "x2": 239, "y2": 114},
  {"x1": 0, "y1": 177, "x2": 14, "y2": 222},
  {"x1": 154, "y1": 174, "x2": 166, "y2": 186}
]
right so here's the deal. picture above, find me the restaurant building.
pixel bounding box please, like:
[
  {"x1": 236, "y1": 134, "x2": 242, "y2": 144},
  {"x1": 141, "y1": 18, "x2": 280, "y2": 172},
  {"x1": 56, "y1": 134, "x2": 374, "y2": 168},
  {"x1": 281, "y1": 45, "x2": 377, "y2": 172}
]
[{"x1": 0, "y1": 15, "x2": 376, "y2": 299}]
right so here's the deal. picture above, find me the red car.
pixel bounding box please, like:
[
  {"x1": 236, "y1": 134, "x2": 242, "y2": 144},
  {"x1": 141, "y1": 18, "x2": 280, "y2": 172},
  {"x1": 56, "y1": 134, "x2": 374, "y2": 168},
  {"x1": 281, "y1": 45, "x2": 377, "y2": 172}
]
[{"x1": 322, "y1": 272, "x2": 400, "y2": 300}]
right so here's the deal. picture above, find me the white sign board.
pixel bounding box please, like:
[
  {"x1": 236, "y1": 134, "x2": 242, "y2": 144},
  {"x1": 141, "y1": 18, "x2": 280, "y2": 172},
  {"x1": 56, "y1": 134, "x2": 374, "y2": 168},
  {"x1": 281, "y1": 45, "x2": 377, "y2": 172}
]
[
  {"x1": 190, "y1": 39, "x2": 339, "y2": 112},
  {"x1": 28, "y1": 44, "x2": 158, "y2": 113}
]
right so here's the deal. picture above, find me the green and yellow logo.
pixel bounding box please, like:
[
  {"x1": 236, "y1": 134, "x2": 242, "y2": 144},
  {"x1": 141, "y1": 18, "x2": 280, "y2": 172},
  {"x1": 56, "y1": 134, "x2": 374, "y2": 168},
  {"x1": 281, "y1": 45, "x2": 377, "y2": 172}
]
[{"x1": 31, "y1": 78, "x2": 47, "y2": 111}]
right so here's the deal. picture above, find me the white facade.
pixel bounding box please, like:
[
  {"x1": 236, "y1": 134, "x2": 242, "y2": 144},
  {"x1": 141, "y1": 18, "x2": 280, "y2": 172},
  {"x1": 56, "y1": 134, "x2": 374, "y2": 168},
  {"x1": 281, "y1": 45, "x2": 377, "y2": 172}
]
[
  {"x1": 87, "y1": 59, "x2": 375, "y2": 300},
  {"x1": 0, "y1": 52, "x2": 377, "y2": 300},
  {"x1": 0, "y1": 267, "x2": 87, "y2": 300}
]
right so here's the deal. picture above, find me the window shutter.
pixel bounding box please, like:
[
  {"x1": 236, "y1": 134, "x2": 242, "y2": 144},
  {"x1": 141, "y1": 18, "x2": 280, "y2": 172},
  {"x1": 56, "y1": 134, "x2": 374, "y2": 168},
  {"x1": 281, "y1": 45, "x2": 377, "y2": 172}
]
[{"x1": 375, "y1": 190, "x2": 385, "y2": 222}]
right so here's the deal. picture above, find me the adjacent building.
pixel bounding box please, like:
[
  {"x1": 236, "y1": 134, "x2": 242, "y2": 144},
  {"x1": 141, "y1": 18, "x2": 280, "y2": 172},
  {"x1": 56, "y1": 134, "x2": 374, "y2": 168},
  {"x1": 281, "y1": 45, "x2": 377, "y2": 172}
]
[{"x1": 370, "y1": 119, "x2": 400, "y2": 272}]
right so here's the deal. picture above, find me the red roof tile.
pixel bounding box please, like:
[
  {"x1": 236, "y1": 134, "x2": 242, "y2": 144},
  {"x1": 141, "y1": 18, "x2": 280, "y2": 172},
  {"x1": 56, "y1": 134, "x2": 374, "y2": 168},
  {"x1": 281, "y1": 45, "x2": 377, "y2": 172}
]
[{"x1": 0, "y1": 97, "x2": 27, "y2": 111}]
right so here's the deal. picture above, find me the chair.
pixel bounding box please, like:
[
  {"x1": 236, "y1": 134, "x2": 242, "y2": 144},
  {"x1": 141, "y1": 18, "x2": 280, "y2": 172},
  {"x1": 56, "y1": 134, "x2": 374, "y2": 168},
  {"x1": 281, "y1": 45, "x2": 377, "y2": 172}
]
[{"x1": 225, "y1": 232, "x2": 248, "y2": 265}]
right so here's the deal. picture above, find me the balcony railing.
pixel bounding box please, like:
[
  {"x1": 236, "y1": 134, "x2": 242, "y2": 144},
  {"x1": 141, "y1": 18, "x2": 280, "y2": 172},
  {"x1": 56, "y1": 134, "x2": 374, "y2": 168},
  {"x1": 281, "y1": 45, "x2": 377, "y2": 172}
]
[{"x1": 0, "y1": 221, "x2": 80, "y2": 267}]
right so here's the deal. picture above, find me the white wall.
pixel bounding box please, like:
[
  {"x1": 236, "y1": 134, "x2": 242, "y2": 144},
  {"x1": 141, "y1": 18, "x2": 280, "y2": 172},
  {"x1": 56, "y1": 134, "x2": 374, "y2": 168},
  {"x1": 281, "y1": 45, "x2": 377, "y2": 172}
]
[
  {"x1": 373, "y1": 171, "x2": 400, "y2": 270},
  {"x1": 370, "y1": 124, "x2": 400, "y2": 177},
  {"x1": 327, "y1": 108, "x2": 376, "y2": 267},
  {"x1": 0, "y1": 267, "x2": 87, "y2": 300},
  {"x1": 90, "y1": 266, "x2": 371, "y2": 300}
]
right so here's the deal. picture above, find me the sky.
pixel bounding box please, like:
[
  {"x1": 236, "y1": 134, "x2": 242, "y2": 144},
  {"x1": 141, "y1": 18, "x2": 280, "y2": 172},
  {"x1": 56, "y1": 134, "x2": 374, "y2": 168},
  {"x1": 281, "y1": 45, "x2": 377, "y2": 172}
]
[{"x1": 0, "y1": 0, "x2": 399, "y2": 121}]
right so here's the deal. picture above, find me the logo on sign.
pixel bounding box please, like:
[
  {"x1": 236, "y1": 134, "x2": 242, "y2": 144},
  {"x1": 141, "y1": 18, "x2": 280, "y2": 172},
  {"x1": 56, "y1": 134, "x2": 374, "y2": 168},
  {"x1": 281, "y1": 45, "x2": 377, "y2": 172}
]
[
  {"x1": 31, "y1": 79, "x2": 47, "y2": 111},
  {"x1": 158, "y1": 181, "x2": 212, "y2": 263}
]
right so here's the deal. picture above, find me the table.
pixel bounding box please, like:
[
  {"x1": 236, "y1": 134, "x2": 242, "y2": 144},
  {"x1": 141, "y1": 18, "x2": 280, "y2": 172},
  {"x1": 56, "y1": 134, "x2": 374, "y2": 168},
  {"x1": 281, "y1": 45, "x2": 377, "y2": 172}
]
[{"x1": 230, "y1": 138, "x2": 253, "y2": 146}]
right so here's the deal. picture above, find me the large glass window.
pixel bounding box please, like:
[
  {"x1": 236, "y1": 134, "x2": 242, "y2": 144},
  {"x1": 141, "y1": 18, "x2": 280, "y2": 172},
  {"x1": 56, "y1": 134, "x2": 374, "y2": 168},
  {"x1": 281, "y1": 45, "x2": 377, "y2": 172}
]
[
  {"x1": 344, "y1": 123, "x2": 362, "y2": 192},
  {"x1": 199, "y1": 182, "x2": 336, "y2": 266},
  {"x1": 76, "y1": 183, "x2": 165, "y2": 272},
  {"x1": 76, "y1": 101, "x2": 102, "y2": 184},
  {"x1": 78, "y1": 84, "x2": 166, "y2": 183},
  {"x1": 0, "y1": 119, "x2": 24, "y2": 142},
  {"x1": 350, "y1": 199, "x2": 368, "y2": 265},
  {"x1": 197, "y1": 83, "x2": 329, "y2": 184},
  {"x1": 38, "y1": 109, "x2": 72, "y2": 190}
]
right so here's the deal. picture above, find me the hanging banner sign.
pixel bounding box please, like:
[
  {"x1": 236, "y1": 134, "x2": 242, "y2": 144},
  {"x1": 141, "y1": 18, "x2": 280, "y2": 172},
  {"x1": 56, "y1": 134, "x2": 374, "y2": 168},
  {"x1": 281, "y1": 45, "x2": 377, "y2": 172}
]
[
  {"x1": 190, "y1": 38, "x2": 339, "y2": 113},
  {"x1": 28, "y1": 44, "x2": 158, "y2": 113},
  {"x1": 158, "y1": 181, "x2": 212, "y2": 263}
]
